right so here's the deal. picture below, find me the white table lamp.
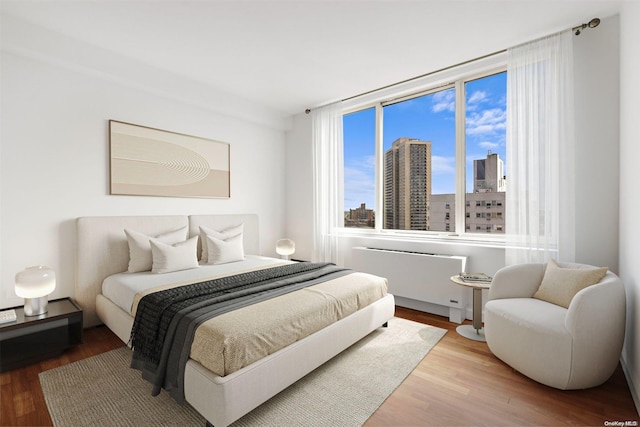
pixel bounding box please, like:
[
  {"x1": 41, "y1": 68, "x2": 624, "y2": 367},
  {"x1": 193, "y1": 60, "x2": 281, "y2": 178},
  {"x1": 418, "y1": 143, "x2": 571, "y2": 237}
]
[
  {"x1": 276, "y1": 239, "x2": 295, "y2": 260},
  {"x1": 15, "y1": 265, "x2": 56, "y2": 316}
]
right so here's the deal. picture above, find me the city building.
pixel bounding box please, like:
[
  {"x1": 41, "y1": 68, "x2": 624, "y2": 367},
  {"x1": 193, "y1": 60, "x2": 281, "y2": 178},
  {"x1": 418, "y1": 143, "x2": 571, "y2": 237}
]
[
  {"x1": 464, "y1": 192, "x2": 505, "y2": 233},
  {"x1": 344, "y1": 202, "x2": 375, "y2": 228},
  {"x1": 474, "y1": 151, "x2": 506, "y2": 193},
  {"x1": 467, "y1": 151, "x2": 506, "y2": 232},
  {"x1": 383, "y1": 138, "x2": 432, "y2": 230},
  {"x1": 428, "y1": 151, "x2": 506, "y2": 233}
]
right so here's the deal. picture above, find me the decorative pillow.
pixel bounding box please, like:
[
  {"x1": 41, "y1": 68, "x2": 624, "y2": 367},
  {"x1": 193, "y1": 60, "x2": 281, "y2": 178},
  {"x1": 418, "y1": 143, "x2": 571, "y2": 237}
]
[
  {"x1": 150, "y1": 236, "x2": 199, "y2": 274},
  {"x1": 199, "y1": 223, "x2": 243, "y2": 261},
  {"x1": 206, "y1": 233, "x2": 245, "y2": 265},
  {"x1": 533, "y1": 259, "x2": 608, "y2": 308},
  {"x1": 124, "y1": 226, "x2": 188, "y2": 273}
]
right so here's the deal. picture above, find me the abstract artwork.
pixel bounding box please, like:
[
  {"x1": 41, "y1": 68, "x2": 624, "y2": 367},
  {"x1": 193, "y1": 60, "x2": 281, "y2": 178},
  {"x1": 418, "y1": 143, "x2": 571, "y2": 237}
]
[{"x1": 109, "y1": 120, "x2": 230, "y2": 198}]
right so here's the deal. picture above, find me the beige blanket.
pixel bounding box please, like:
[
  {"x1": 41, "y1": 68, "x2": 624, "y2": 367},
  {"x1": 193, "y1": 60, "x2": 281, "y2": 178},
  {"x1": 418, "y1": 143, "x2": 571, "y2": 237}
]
[{"x1": 134, "y1": 268, "x2": 387, "y2": 377}]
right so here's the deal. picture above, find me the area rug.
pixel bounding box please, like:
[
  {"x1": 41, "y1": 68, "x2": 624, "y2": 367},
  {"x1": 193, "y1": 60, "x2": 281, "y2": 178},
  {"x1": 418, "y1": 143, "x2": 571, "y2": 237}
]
[{"x1": 40, "y1": 317, "x2": 446, "y2": 427}]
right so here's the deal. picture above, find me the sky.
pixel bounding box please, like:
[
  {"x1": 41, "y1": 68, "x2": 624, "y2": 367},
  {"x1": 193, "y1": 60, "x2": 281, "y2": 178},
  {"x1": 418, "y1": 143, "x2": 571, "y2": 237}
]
[{"x1": 343, "y1": 71, "x2": 506, "y2": 211}]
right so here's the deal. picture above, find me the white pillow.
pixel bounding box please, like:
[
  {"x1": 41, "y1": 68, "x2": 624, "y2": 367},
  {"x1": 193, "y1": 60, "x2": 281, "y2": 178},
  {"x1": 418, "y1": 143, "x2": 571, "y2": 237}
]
[
  {"x1": 206, "y1": 233, "x2": 245, "y2": 265},
  {"x1": 124, "y1": 226, "x2": 188, "y2": 273},
  {"x1": 199, "y1": 223, "x2": 243, "y2": 261},
  {"x1": 150, "y1": 236, "x2": 199, "y2": 274},
  {"x1": 533, "y1": 259, "x2": 608, "y2": 308}
]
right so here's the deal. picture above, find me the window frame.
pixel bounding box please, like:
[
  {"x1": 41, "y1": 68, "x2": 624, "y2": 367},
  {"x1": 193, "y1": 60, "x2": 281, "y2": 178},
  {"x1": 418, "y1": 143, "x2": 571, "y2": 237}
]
[{"x1": 340, "y1": 54, "x2": 507, "y2": 244}]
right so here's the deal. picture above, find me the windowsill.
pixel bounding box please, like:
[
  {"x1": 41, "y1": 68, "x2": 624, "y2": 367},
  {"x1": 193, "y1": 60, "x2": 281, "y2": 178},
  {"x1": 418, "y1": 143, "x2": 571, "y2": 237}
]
[{"x1": 333, "y1": 227, "x2": 507, "y2": 249}]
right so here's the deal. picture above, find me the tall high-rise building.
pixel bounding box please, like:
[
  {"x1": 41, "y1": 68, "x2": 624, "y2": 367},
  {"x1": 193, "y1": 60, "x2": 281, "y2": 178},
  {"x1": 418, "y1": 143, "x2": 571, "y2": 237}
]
[{"x1": 384, "y1": 138, "x2": 431, "y2": 230}]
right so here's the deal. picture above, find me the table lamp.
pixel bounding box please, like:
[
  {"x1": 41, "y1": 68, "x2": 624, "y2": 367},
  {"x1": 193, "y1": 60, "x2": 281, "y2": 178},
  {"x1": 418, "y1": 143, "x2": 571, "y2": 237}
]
[
  {"x1": 15, "y1": 265, "x2": 56, "y2": 316},
  {"x1": 276, "y1": 239, "x2": 295, "y2": 260}
]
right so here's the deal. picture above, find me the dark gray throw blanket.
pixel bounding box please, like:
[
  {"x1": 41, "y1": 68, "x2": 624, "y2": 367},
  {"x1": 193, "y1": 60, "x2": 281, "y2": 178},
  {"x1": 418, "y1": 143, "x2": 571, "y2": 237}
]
[{"x1": 129, "y1": 262, "x2": 351, "y2": 403}]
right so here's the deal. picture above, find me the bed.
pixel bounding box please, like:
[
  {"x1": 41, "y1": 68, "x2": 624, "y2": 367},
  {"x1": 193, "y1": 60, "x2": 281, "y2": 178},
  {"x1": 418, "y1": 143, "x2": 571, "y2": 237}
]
[{"x1": 74, "y1": 214, "x2": 395, "y2": 427}]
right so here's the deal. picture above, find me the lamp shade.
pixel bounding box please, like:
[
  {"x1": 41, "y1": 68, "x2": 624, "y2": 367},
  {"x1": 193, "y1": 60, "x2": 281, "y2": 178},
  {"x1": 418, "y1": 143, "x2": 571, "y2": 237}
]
[
  {"x1": 276, "y1": 239, "x2": 295, "y2": 259},
  {"x1": 15, "y1": 266, "x2": 56, "y2": 298}
]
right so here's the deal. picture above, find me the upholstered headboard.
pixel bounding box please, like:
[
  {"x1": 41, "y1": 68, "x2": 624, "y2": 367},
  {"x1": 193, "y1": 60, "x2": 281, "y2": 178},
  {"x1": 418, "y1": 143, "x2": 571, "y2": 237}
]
[{"x1": 75, "y1": 214, "x2": 259, "y2": 327}]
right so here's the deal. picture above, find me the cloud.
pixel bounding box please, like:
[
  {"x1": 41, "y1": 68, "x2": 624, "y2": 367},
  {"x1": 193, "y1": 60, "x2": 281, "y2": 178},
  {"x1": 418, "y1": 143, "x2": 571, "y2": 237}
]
[
  {"x1": 432, "y1": 90, "x2": 455, "y2": 113},
  {"x1": 478, "y1": 141, "x2": 500, "y2": 150},
  {"x1": 466, "y1": 90, "x2": 488, "y2": 112},
  {"x1": 466, "y1": 108, "x2": 506, "y2": 135},
  {"x1": 468, "y1": 90, "x2": 487, "y2": 104}
]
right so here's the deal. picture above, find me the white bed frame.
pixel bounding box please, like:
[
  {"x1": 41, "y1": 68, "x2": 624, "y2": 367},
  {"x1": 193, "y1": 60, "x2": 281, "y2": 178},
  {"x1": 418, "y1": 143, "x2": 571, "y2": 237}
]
[{"x1": 75, "y1": 214, "x2": 395, "y2": 427}]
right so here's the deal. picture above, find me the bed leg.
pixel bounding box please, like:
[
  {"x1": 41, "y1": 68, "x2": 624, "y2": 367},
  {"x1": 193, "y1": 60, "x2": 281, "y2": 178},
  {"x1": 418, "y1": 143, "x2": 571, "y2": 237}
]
[{"x1": 382, "y1": 322, "x2": 388, "y2": 328}]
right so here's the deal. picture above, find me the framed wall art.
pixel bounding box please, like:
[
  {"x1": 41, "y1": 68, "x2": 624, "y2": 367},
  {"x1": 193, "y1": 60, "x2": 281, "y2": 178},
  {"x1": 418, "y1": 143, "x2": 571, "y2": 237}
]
[{"x1": 109, "y1": 120, "x2": 230, "y2": 199}]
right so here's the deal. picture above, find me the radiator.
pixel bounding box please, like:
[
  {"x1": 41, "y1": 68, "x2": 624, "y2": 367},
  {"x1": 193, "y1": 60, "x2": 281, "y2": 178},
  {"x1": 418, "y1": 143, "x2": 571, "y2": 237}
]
[{"x1": 351, "y1": 246, "x2": 468, "y2": 323}]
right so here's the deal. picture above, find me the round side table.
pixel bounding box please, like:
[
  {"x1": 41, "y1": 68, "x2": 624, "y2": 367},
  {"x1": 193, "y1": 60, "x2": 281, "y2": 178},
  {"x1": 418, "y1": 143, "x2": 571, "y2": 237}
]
[{"x1": 450, "y1": 275, "x2": 491, "y2": 342}]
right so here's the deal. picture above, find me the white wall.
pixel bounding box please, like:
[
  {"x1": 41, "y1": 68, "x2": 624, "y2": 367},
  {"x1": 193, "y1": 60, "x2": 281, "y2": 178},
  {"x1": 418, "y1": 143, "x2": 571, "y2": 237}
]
[
  {"x1": 573, "y1": 15, "x2": 620, "y2": 272},
  {"x1": 619, "y1": 1, "x2": 640, "y2": 414},
  {"x1": 284, "y1": 113, "x2": 314, "y2": 261},
  {"x1": 0, "y1": 19, "x2": 289, "y2": 309}
]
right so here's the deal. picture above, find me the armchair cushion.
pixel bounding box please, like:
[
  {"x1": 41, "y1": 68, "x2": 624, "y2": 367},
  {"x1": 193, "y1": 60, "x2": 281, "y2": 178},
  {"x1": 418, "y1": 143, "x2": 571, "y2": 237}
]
[{"x1": 533, "y1": 259, "x2": 607, "y2": 308}]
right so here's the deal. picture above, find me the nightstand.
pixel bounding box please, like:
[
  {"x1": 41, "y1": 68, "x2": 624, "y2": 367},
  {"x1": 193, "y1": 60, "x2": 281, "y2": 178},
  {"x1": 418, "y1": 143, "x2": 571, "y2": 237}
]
[{"x1": 0, "y1": 298, "x2": 83, "y2": 372}]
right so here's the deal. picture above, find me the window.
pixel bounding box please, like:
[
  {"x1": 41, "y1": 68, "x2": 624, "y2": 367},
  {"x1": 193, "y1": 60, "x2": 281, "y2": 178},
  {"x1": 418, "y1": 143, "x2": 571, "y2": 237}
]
[
  {"x1": 343, "y1": 68, "x2": 507, "y2": 237},
  {"x1": 383, "y1": 87, "x2": 455, "y2": 232},
  {"x1": 465, "y1": 72, "x2": 507, "y2": 233},
  {"x1": 343, "y1": 108, "x2": 376, "y2": 228}
]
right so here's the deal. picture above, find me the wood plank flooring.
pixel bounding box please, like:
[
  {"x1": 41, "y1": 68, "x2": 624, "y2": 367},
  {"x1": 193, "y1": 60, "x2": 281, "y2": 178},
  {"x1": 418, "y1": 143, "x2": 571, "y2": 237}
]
[
  {"x1": 1, "y1": 324, "x2": 123, "y2": 427},
  {"x1": 366, "y1": 307, "x2": 639, "y2": 426},
  {"x1": 1, "y1": 307, "x2": 638, "y2": 426}
]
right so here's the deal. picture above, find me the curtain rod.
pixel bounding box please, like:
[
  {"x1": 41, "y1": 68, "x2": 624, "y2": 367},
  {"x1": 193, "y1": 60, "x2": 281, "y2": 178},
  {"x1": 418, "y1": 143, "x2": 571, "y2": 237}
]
[
  {"x1": 572, "y1": 17, "x2": 601, "y2": 35},
  {"x1": 304, "y1": 17, "x2": 600, "y2": 115}
]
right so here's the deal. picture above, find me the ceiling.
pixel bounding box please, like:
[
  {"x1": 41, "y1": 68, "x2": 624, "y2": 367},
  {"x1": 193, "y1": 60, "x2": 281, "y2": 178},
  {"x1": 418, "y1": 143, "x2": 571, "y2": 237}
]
[{"x1": 0, "y1": 0, "x2": 622, "y2": 117}]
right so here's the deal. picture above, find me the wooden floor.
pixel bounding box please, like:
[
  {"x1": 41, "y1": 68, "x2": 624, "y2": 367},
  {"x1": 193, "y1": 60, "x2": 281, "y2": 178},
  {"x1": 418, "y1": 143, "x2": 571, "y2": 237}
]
[
  {"x1": 1, "y1": 307, "x2": 638, "y2": 426},
  {"x1": 368, "y1": 307, "x2": 639, "y2": 426}
]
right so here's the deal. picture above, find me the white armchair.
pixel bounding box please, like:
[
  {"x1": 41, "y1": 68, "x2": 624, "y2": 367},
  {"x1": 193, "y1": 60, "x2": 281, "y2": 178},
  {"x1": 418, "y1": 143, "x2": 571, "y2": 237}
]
[{"x1": 484, "y1": 262, "x2": 626, "y2": 390}]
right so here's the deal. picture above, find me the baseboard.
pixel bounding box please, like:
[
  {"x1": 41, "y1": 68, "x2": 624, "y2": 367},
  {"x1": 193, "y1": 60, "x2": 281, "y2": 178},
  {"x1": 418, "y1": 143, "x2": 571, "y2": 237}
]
[
  {"x1": 395, "y1": 296, "x2": 453, "y2": 319},
  {"x1": 620, "y1": 356, "x2": 640, "y2": 416}
]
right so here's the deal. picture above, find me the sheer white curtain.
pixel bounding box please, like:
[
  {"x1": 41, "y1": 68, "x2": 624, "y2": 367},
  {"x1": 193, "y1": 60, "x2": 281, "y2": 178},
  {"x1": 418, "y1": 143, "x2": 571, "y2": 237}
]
[
  {"x1": 311, "y1": 102, "x2": 344, "y2": 263},
  {"x1": 506, "y1": 30, "x2": 575, "y2": 265}
]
